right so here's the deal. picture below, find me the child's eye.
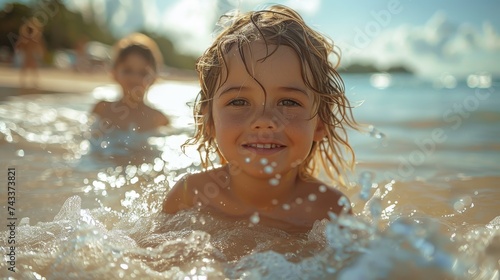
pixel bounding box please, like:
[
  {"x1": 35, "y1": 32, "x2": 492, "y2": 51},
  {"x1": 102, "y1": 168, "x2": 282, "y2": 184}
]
[
  {"x1": 278, "y1": 99, "x2": 301, "y2": 107},
  {"x1": 228, "y1": 99, "x2": 248, "y2": 106}
]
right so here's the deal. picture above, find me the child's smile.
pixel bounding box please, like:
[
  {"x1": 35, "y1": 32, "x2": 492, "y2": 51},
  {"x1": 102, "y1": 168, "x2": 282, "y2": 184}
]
[
  {"x1": 212, "y1": 42, "x2": 326, "y2": 179},
  {"x1": 241, "y1": 142, "x2": 286, "y2": 155}
]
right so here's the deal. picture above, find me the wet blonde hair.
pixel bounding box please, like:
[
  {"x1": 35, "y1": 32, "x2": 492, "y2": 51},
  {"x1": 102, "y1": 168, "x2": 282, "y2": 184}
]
[
  {"x1": 112, "y1": 33, "x2": 163, "y2": 72},
  {"x1": 185, "y1": 5, "x2": 357, "y2": 183}
]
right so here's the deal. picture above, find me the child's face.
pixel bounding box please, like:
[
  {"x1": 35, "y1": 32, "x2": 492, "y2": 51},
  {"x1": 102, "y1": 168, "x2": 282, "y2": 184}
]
[
  {"x1": 112, "y1": 53, "x2": 156, "y2": 101},
  {"x1": 212, "y1": 42, "x2": 326, "y2": 179}
]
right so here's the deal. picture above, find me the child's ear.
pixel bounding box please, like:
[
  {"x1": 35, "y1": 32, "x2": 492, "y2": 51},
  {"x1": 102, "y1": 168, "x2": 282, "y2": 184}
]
[{"x1": 313, "y1": 118, "x2": 327, "y2": 142}]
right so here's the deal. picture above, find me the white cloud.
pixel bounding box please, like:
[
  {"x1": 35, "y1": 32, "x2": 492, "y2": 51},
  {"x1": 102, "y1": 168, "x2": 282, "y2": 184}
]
[
  {"x1": 160, "y1": 0, "x2": 218, "y2": 55},
  {"x1": 109, "y1": 0, "x2": 146, "y2": 36},
  {"x1": 142, "y1": 1, "x2": 161, "y2": 31},
  {"x1": 283, "y1": 0, "x2": 321, "y2": 16},
  {"x1": 159, "y1": 0, "x2": 322, "y2": 55},
  {"x1": 340, "y1": 12, "x2": 500, "y2": 78}
]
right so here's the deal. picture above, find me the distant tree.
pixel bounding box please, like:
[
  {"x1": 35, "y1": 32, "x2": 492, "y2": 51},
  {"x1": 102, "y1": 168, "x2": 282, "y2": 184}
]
[
  {"x1": 338, "y1": 63, "x2": 379, "y2": 74},
  {"x1": 338, "y1": 62, "x2": 414, "y2": 74},
  {"x1": 140, "y1": 31, "x2": 198, "y2": 70},
  {"x1": 0, "y1": 1, "x2": 115, "y2": 64},
  {"x1": 0, "y1": 1, "x2": 198, "y2": 70},
  {"x1": 0, "y1": 3, "x2": 33, "y2": 53}
]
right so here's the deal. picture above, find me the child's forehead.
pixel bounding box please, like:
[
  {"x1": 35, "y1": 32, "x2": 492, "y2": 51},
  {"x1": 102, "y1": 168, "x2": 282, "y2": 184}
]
[
  {"x1": 222, "y1": 41, "x2": 303, "y2": 73},
  {"x1": 116, "y1": 51, "x2": 155, "y2": 67},
  {"x1": 219, "y1": 41, "x2": 312, "y2": 80},
  {"x1": 214, "y1": 41, "x2": 317, "y2": 95}
]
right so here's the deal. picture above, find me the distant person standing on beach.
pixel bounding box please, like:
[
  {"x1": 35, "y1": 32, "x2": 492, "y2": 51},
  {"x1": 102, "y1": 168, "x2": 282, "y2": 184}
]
[{"x1": 15, "y1": 18, "x2": 45, "y2": 89}]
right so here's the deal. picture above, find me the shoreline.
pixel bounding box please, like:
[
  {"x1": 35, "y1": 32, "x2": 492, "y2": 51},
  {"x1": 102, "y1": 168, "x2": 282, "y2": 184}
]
[{"x1": 0, "y1": 65, "x2": 197, "y2": 95}]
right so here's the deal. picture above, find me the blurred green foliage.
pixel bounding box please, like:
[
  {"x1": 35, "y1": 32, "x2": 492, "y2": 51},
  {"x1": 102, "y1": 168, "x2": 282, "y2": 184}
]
[{"x1": 0, "y1": 0, "x2": 197, "y2": 70}]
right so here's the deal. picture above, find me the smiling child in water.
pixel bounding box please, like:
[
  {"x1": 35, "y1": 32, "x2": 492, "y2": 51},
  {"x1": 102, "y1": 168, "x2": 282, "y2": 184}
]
[{"x1": 163, "y1": 5, "x2": 357, "y2": 232}]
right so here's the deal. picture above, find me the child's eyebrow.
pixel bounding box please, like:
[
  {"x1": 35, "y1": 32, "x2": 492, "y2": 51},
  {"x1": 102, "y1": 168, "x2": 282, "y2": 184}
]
[
  {"x1": 277, "y1": 86, "x2": 309, "y2": 96},
  {"x1": 217, "y1": 86, "x2": 248, "y2": 97},
  {"x1": 217, "y1": 86, "x2": 308, "y2": 97}
]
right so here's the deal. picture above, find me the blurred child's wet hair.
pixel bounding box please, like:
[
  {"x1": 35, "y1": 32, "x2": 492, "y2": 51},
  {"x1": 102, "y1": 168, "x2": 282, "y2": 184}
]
[
  {"x1": 112, "y1": 33, "x2": 163, "y2": 72},
  {"x1": 185, "y1": 5, "x2": 357, "y2": 183}
]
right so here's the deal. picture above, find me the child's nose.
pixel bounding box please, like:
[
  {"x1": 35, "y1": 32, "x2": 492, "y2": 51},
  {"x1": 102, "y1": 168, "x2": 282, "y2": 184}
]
[{"x1": 251, "y1": 106, "x2": 278, "y2": 130}]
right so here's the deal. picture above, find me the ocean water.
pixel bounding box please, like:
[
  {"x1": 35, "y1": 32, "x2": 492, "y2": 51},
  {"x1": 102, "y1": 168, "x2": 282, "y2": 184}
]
[{"x1": 0, "y1": 74, "x2": 499, "y2": 279}]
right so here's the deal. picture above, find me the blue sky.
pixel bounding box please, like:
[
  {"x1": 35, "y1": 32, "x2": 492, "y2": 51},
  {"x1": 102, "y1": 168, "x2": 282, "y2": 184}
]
[{"x1": 2, "y1": 0, "x2": 500, "y2": 78}]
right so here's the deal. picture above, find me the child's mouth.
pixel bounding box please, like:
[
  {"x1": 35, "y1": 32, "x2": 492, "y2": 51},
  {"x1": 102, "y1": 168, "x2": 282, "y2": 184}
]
[{"x1": 242, "y1": 143, "x2": 286, "y2": 154}]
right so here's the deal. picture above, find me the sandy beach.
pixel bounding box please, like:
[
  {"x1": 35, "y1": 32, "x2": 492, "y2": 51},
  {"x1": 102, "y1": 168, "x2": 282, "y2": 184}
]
[{"x1": 0, "y1": 65, "x2": 196, "y2": 94}]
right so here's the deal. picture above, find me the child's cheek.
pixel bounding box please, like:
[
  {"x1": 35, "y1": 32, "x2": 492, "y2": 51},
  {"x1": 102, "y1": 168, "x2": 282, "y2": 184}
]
[{"x1": 219, "y1": 109, "x2": 252, "y2": 126}]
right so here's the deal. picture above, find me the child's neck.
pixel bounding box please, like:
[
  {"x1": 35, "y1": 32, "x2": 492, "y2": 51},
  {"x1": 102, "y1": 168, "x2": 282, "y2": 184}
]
[{"x1": 227, "y1": 165, "x2": 299, "y2": 210}]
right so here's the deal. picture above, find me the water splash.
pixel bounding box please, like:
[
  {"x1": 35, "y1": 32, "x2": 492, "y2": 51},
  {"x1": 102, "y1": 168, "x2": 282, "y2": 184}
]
[{"x1": 358, "y1": 171, "x2": 374, "y2": 200}]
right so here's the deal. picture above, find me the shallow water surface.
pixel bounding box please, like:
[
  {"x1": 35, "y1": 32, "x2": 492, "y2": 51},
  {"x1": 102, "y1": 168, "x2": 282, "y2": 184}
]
[{"x1": 0, "y1": 76, "x2": 499, "y2": 279}]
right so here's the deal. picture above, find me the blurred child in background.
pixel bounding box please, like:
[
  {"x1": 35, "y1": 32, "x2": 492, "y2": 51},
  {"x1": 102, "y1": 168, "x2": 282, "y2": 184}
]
[{"x1": 89, "y1": 33, "x2": 169, "y2": 163}]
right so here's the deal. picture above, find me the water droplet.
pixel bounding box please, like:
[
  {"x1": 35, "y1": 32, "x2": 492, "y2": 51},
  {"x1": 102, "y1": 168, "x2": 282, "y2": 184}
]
[
  {"x1": 271, "y1": 161, "x2": 277, "y2": 167},
  {"x1": 250, "y1": 212, "x2": 260, "y2": 224},
  {"x1": 358, "y1": 171, "x2": 374, "y2": 200},
  {"x1": 260, "y1": 158, "x2": 268, "y2": 165},
  {"x1": 16, "y1": 149, "x2": 24, "y2": 157},
  {"x1": 295, "y1": 197, "x2": 303, "y2": 204},
  {"x1": 120, "y1": 263, "x2": 129, "y2": 270},
  {"x1": 245, "y1": 157, "x2": 251, "y2": 163},
  {"x1": 337, "y1": 196, "x2": 350, "y2": 210},
  {"x1": 308, "y1": 193, "x2": 317, "y2": 201},
  {"x1": 453, "y1": 196, "x2": 472, "y2": 213},
  {"x1": 272, "y1": 199, "x2": 278, "y2": 205},
  {"x1": 368, "y1": 125, "x2": 385, "y2": 139},
  {"x1": 368, "y1": 197, "x2": 382, "y2": 219},
  {"x1": 319, "y1": 185, "x2": 327, "y2": 193},
  {"x1": 264, "y1": 165, "x2": 273, "y2": 174},
  {"x1": 282, "y1": 204, "x2": 291, "y2": 210},
  {"x1": 275, "y1": 174, "x2": 281, "y2": 179},
  {"x1": 269, "y1": 178, "x2": 279, "y2": 186},
  {"x1": 100, "y1": 141, "x2": 109, "y2": 148}
]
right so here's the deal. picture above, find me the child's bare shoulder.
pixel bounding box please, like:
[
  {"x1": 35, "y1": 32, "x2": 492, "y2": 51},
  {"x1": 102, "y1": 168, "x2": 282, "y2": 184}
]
[
  {"x1": 91, "y1": 100, "x2": 113, "y2": 116},
  {"x1": 149, "y1": 107, "x2": 170, "y2": 127},
  {"x1": 138, "y1": 105, "x2": 169, "y2": 128},
  {"x1": 162, "y1": 171, "x2": 214, "y2": 214},
  {"x1": 298, "y1": 179, "x2": 351, "y2": 215}
]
